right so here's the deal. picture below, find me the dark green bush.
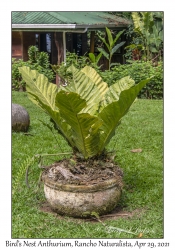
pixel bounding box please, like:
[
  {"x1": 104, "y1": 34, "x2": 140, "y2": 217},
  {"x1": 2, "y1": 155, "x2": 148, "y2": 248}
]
[
  {"x1": 12, "y1": 58, "x2": 26, "y2": 91},
  {"x1": 52, "y1": 52, "x2": 101, "y2": 84},
  {"x1": 100, "y1": 61, "x2": 163, "y2": 99},
  {"x1": 12, "y1": 46, "x2": 55, "y2": 91}
]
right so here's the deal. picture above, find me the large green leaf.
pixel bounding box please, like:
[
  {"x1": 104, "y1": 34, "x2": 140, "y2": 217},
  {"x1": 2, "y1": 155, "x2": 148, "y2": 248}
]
[
  {"x1": 89, "y1": 52, "x2": 102, "y2": 64},
  {"x1": 18, "y1": 66, "x2": 74, "y2": 147},
  {"x1": 98, "y1": 35, "x2": 110, "y2": 51},
  {"x1": 18, "y1": 66, "x2": 59, "y2": 124},
  {"x1": 132, "y1": 12, "x2": 143, "y2": 35},
  {"x1": 95, "y1": 52, "x2": 103, "y2": 63},
  {"x1": 100, "y1": 76, "x2": 135, "y2": 111},
  {"x1": 66, "y1": 65, "x2": 108, "y2": 115},
  {"x1": 19, "y1": 65, "x2": 151, "y2": 160},
  {"x1": 149, "y1": 25, "x2": 163, "y2": 51},
  {"x1": 55, "y1": 91, "x2": 102, "y2": 158},
  {"x1": 106, "y1": 27, "x2": 113, "y2": 48},
  {"x1": 141, "y1": 12, "x2": 154, "y2": 33},
  {"x1": 111, "y1": 41, "x2": 126, "y2": 55},
  {"x1": 19, "y1": 66, "x2": 58, "y2": 111},
  {"x1": 80, "y1": 66, "x2": 108, "y2": 97},
  {"x1": 98, "y1": 78, "x2": 151, "y2": 152},
  {"x1": 97, "y1": 47, "x2": 109, "y2": 60},
  {"x1": 113, "y1": 30, "x2": 125, "y2": 46},
  {"x1": 88, "y1": 53, "x2": 95, "y2": 63}
]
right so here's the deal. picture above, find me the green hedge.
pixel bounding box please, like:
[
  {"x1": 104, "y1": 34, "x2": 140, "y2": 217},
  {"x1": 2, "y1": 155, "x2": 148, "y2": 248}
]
[
  {"x1": 12, "y1": 48, "x2": 163, "y2": 99},
  {"x1": 12, "y1": 46, "x2": 55, "y2": 91},
  {"x1": 100, "y1": 61, "x2": 163, "y2": 99}
]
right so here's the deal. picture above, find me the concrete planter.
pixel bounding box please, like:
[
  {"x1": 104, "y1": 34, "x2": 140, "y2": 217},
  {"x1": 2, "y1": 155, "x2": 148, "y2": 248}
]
[{"x1": 42, "y1": 174, "x2": 123, "y2": 218}]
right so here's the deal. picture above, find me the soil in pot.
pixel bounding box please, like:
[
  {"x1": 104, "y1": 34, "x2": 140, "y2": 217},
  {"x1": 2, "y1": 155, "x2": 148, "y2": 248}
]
[{"x1": 41, "y1": 155, "x2": 124, "y2": 218}]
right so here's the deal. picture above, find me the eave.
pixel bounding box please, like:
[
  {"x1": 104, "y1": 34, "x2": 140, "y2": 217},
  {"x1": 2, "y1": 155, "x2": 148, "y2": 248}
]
[{"x1": 12, "y1": 23, "x2": 127, "y2": 32}]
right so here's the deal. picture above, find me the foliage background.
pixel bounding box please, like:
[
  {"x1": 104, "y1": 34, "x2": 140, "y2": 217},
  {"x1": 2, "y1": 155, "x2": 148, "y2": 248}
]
[
  {"x1": 100, "y1": 61, "x2": 163, "y2": 99},
  {"x1": 12, "y1": 46, "x2": 55, "y2": 91}
]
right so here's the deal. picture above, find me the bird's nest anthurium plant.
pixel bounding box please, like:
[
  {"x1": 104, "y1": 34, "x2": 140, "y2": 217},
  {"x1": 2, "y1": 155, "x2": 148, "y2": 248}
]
[
  {"x1": 19, "y1": 65, "x2": 152, "y2": 217},
  {"x1": 19, "y1": 64, "x2": 152, "y2": 181}
]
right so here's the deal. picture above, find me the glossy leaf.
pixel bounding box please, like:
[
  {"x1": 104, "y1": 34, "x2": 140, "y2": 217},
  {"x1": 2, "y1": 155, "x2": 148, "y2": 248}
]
[
  {"x1": 55, "y1": 91, "x2": 102, "y2": 158},
  {"x1": 98, "y1": 78, "x2": 151, "y2": 152},
  {"x1": 66, "y1": 65, "x2": 108, "y2": 115},
  {"x1": 19, "y1": 65, "x2": 151, "y2": 159},
  {"x1": 88, "y1": 53, "x2": 95, "y2": 63},
  {"x1": 95, "y1": 52, "x2": 102, "y2": 63},
  {"x1": 18, "y1": 66, "x2": 74, "y2": 147},
  {"x1": 100, "y1": 76, "x2": 135, "y2": 109},
  {"x1": 97, "y1": 47, "x2": 109, "y2": 60},
  {"x1": 111, "y1": 41, "x2": 126, "y2": 55},
  {"x1": 106, "y1": 27, "x2": 114, "y2": 48},
  {"x1": 113, "y1": 30, "x2": 125, "y2": 46},
  {"x1": 98, "y1": 35, "x2": 110, "y2": 51}
]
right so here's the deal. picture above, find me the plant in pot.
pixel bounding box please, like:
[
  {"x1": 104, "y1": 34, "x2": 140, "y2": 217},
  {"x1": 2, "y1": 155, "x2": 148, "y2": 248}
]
[{"x1": 19, "y1": 65, "x2": 151, "y2": 218}]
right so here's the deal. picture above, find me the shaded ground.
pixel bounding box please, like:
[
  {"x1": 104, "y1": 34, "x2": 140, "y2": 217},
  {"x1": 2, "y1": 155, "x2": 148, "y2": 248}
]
[{"x1": 39, "y1": 201, "x2": 146, "y2": 222}]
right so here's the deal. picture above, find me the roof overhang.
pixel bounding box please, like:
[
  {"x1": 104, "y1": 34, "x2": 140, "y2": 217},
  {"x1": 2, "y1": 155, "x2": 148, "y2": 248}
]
[{"x1": 12, "y1": 23, "x2": 127, "y2": 32}]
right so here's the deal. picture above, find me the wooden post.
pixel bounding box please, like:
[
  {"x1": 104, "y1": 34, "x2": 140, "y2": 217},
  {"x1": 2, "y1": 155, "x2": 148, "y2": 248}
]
[
  {"x1": 20, "y1": 32, "x2": 23, "y2": 60},
  {"x1": 82, "y1": 32, "x2": 87, "y2": 55},
  {"x1": 90, "y1": 31, "x2": 95, "y2": 53},
  {"x1": 54, "y1": 32, "x2": 64, "y2": 86}
]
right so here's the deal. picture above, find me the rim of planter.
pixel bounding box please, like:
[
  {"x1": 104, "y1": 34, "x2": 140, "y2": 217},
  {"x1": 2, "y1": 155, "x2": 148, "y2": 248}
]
[{"x1": 42, "y1": 174, "x2": 122, "y2": 193}]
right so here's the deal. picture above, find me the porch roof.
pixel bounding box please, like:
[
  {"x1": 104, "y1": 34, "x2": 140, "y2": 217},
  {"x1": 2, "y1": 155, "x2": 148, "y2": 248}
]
[{"x1": 12, "y1": 11, "x2": 131, "y2": 31}]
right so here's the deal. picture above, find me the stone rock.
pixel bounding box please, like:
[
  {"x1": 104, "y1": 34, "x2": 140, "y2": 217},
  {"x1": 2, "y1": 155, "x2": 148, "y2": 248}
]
[{"x1": 12, "y1": 103, "x2": 30, "y2": 132}]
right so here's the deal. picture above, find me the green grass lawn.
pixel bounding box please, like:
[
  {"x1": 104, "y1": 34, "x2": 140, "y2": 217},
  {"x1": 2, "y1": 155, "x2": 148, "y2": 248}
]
[{"x1": 12, "y1": 91, "x2": 163, "y2": 239}]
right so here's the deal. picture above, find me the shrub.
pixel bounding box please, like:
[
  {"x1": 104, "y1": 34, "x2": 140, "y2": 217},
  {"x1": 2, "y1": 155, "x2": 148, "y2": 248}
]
[
  {"x1": 27, "y1": 46, "x2": 55, "y2": 82},
  {"x1": 100, "y1": 61, "x2": 163, "y2": 99},
  {"x1": 12, "y1": 46, "x2": 55, "y2": 91},
  {"x1": 12, "y1": 58, "x2": 26, "y2": 91},
  {"x1": 51, "y1": 52, "x2": 101, "y2": 84}
]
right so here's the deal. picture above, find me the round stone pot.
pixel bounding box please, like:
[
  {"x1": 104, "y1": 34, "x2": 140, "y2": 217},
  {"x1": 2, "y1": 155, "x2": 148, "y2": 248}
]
[{"x1": 42, "y1": 174, "x2": 123, "y2": 218}]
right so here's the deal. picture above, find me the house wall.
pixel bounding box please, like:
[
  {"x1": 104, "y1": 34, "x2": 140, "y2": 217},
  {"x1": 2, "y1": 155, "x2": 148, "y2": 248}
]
[
  {"x1": 12, "y1": 32, "x2": 36, "y2": 61},
  {"x1": 12, "y1": 32, "x2": 23, "y2": 60}
]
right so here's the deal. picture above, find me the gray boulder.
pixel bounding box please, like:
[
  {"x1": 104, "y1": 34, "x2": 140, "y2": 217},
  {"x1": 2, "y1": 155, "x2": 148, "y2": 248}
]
[{"x1": 12, "y1": 103, "x2": 30, "y2": 132}]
